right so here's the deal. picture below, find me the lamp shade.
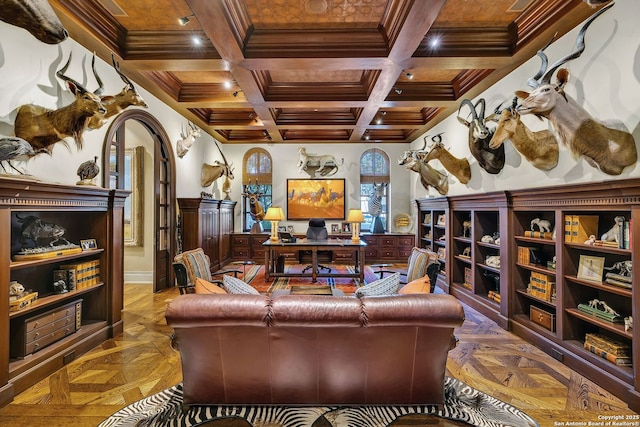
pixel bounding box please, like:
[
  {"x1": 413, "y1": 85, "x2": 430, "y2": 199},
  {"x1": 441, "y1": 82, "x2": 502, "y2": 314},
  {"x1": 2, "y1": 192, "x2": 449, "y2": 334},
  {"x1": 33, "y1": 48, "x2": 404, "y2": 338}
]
[
  {"x1": 264, "y1": 207, "x2": 285, "y2": 221},
  {"x1": 347, "y1": 209, "x2": 365, "y2": 223}
]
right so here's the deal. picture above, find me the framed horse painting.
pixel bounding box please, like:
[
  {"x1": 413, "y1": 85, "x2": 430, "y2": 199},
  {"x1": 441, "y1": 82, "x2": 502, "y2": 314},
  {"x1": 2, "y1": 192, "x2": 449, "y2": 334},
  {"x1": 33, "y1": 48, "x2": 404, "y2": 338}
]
[{"x1": 286, "y1": 179, "x2": 345, "y2": 220}]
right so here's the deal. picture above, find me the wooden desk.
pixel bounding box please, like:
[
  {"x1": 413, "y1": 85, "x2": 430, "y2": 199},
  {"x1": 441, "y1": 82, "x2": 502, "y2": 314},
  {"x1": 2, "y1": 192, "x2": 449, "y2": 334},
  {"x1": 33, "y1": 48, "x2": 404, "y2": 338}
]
[{"x1": 263, "y1": 239, "x2": 367, "y2": 284}]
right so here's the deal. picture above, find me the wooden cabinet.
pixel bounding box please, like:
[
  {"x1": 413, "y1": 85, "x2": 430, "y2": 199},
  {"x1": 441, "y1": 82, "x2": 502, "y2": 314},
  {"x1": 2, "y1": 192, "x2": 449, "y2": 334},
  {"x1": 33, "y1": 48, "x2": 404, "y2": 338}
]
[
  {"x1": 178, "y1": 198, "x2": 236, "y2": 271},
  {"x1": 0, "y1": 178, "x2": 127, "y2": 407},
  {"x1": 230, "y1": 233, "x2": 414, "y2": 264},
  {"x1": 416, "y1": 179, "x2": 640, "y2": 410}
]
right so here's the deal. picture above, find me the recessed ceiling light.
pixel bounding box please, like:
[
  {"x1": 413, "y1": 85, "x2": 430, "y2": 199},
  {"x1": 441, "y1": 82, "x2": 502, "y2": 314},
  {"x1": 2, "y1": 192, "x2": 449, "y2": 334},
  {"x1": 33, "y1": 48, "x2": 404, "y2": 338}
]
[
  {"x1": 224, "y1": 81, "x2": 232, "y2": 89},
  {"x1": 430, "y1": 37, "x2": 440, "y2": 48},
  {"x1": 192, "y1": 36, "x2": 201, "y2": 45}
]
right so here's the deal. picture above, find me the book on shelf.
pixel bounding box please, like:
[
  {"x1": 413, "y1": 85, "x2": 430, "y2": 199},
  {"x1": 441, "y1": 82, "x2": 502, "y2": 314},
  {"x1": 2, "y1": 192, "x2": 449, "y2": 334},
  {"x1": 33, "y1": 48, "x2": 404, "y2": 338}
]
[
  {"x1": 583, "y1": 342, "x2": 632, "y2": 366},
  {"x1": 564, "y1": 214, "x2": 598, "y2": 243},
  {"x1": 585, "y1": 333, "x2": 630, "y2": 356},
  {"x1": 524, "y1": 230, "x2": 553, "y2": 239}
]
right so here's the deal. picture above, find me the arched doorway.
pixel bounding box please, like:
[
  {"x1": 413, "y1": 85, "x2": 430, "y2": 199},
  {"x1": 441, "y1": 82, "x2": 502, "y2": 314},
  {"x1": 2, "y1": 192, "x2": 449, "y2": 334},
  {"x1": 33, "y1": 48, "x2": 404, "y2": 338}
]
[{"x1": 102, "y1": 110, "x2": 176, "y2": 292}]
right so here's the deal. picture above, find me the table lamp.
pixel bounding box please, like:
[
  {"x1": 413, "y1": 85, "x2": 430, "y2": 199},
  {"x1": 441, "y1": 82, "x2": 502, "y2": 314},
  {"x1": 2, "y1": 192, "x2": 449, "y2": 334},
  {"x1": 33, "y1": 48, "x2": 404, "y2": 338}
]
[
  {"x1": 347, "y1": 208, "x2": 365, "y2": 243},
  {"x1": 264, "y1": 206, "x2": 285, "y2": 241}
]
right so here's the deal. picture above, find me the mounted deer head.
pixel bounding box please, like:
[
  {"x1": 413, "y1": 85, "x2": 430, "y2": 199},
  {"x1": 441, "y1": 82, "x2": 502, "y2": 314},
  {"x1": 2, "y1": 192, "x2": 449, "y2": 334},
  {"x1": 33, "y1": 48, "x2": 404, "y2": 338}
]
[
  {"x1": 457, "y1": 98, "x2": 505, "y2": 174},
  {"x1": 241, "y1": 179, "x2": 265, "y2": 222},
  {"x1": 422, "y1": 133, "x2": 471, "y2": 184},
  {"x1": 486, "y1": 97, "x2": 559, "y2": 171},
  {"x1": 14, "y1": 56, "x2": 107, "y2": 154},
  {"x1": 0, "y1": 0, "x2": 68, "y2": 44},
  {"x1": 515, "y1": 1, "x2": 636, "y2": 175}
]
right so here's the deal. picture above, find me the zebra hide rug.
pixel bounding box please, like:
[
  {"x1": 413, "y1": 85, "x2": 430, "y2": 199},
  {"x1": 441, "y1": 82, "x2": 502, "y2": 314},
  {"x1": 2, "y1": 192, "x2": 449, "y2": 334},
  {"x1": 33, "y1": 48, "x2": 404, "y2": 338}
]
[{"x1": 99, "y1": 377, "x2": 538, "y2": 427}]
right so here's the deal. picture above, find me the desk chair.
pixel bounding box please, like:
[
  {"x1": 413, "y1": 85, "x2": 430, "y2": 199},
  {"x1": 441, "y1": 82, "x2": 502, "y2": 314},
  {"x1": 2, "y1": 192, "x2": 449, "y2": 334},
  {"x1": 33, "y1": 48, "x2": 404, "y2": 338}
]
[{"x1": 301, "y1": 218, "x2": 332, "y2": 274}]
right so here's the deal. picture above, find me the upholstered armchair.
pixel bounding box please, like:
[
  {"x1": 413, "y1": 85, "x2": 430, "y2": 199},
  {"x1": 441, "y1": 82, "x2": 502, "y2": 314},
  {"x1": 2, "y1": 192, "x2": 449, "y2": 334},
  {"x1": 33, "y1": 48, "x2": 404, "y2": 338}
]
[
  {"x1": 173, "y1": 248, "x2": 240, "y2": 294},
  {"x1": 372, "y1": 247, "x2": 440, "y2": 292}
]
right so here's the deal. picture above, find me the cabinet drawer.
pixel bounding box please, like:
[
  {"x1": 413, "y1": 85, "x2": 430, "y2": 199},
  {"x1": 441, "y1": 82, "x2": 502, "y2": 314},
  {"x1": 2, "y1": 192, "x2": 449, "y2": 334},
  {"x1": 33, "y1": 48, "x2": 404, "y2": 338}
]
[
  {"x1": 25, "y1": 304, "x2": 77, "y2": 332},
  {"x1": 398, "y1": 236, "x2": 414, "y2": 246},
  {"x1": 26, "y1": 314, "x2": 75, "y2": 343},
  {"x1": 378, "y1": 249, "x2": 397, "y2": 259},
  {"x1": 232, "y1": 248, "x2": 250, "y2": 258},
  {"x1": 232, "y1": 235, "x2": 250, "y2": 247},
  {"x1": 398, "y1": 247, "x2": 413, "y2": 259},
  {"x1": 530, "y1": 306, "x2": 555, "y2": 332},
  {"x1": 379, "y1": 237, "x2": 396, "y2": 246},
  {"x1": 26, "y1": 325, "x2": 76, "y2": 355},
  {"x1": 364, "y1": 247, "x2": 379, "y2": 258},
  {"x1": 333, "y1": 251, "x2": 354, "y2": 260}
]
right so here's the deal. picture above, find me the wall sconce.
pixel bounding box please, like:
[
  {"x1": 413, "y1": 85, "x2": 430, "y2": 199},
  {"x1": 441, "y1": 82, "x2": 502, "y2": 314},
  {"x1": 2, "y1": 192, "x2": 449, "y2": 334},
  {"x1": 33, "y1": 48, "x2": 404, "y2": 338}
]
[
  {"x1": 264, "y1": 206, "x2": 285, "y2": 241},
  {"x1": 178, "y1": 13, "x2": 195, "y2": 26},
  {"x1": 347, "y1": 209, "x2": 365, "y2": 243}
]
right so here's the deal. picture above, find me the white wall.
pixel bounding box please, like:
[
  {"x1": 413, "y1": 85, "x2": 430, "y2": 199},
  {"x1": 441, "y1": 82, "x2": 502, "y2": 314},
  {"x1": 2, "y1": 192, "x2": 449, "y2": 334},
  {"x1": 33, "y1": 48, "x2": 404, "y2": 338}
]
[{"x1": 408, "y1": 1, "x2": 640, "y2": 200}]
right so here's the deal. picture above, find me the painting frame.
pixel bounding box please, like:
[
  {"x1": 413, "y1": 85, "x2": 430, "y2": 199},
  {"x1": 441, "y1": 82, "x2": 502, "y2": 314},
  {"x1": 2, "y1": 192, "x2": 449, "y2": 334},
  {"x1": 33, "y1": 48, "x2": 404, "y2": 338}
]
[
  {"x1": 577, "y1": 255, "x2": 605, "y2": 282},
  {"x1": 80, "y1": 239, "x2": 97, "y2": 251},
  {"x1": 286, "y1": 178, "x2": 346, "y2": 220}
]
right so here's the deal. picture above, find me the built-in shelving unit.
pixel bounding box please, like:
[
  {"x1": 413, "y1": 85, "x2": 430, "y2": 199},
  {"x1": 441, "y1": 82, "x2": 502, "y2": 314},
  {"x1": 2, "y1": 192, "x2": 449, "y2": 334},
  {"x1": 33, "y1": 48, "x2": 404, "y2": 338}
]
[
  {"x1": 0, "y1": 178, "x2": 127, "y2": 408},
  {"x1": 415, "y1": 179, "x2": 640, "y2": 410}
]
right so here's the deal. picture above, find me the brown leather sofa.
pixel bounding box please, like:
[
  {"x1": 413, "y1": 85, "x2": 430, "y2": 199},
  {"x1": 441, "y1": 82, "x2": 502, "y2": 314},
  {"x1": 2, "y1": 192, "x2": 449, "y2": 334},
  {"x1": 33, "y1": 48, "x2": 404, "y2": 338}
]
[{"x1": 165, "y1": 293, "x2": 465, "y2": 408}]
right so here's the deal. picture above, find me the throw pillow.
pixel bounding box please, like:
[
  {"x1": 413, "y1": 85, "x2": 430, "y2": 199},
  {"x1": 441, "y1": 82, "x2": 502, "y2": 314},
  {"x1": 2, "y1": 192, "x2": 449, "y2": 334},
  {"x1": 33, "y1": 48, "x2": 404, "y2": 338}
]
[
  {"x1": 398, "y1": 277, "x2": 431, "y2": 294},
  {"x1": 223, "y1": 275, "x2": 260, "y2": 295},
  {"x1": 355, "y1": 272, "x2": 400, "y2": 298},
  {"x1": 406, "y1": 247, "x2": 433, "y2": 282},
  {"x1": 195, "y1": 277, "x2": 227, "y2": 294},
  {"x1": 182, "y1": 248, "x2": 212, "y2": 284}
]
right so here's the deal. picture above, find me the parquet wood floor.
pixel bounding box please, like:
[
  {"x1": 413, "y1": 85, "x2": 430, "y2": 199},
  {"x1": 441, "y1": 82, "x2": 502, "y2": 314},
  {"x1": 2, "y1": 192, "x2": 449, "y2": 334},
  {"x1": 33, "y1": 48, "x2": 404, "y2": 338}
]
[{"x1": 0, "y1": 283, "x2": 636, "y2": 427}]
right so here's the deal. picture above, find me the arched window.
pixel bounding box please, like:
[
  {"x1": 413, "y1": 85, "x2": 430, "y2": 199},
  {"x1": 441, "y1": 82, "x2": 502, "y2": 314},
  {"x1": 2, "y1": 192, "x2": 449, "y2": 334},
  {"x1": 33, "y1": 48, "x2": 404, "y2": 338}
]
[
  {"x1": 242, "y1": 148, "x2": 273, "y2": 232},
  {"x1": 360, "y1": 148, "x2": 390, "y2": 232}
]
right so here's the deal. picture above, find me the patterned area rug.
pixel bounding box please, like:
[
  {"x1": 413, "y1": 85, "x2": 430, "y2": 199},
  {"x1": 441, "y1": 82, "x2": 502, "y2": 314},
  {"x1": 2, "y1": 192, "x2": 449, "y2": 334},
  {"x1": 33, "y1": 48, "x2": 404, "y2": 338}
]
[
  {"x1": 233, "y1": 264, "x2": 382, "y2": 295},
  {"x1": 98, "y1": 377, "x2": 538, "y2": 427}
]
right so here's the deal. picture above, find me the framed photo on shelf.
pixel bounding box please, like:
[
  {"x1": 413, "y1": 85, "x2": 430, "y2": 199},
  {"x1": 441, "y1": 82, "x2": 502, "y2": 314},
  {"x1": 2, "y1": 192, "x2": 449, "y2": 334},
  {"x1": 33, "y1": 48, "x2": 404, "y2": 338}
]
[
  {"x1": 437, "y1": 214, "x2": 446, "y2": 226},
  {"x1": 341, "y1": 222, "x2": 351, "y2": 233},
  {"x1": 331, "y1": 224, "x2": 339, "y2": 233},
  {"x1": 287, "y1": 225, "x2": 294, "y2": 233},
  {"x1": 81, "y1": 239, "x2": 97, "y2": 251},
  {"x1": 278, "y1": 226, "x2": 287, "y2": 232},
  {"x1": 437, "y1": 247, "x2": 446, "y2": 260},
  {"x1": 577, "y1": 255, "x2": 605, "y2": 282}
]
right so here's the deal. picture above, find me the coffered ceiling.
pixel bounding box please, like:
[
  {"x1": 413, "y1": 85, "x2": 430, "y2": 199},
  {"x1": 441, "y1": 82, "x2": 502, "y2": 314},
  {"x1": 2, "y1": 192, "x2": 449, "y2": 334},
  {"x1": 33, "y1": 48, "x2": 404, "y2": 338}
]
[{"x1": 49, "y1": 0, "x2": 600, "y2": 145}]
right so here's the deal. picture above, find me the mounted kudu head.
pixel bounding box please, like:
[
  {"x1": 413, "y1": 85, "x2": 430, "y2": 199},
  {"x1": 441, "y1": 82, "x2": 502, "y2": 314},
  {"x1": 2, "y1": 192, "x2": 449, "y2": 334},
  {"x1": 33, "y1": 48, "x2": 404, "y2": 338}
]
[
  {"x1": 422, "y1": 133, "x2": 472, "y2": 185},
  {"x1": 515, "y1": 1, "x2": 637, "y2": 175},
  {"x1": 0, "y1": 0, "x2": 68, "y2": 44}
]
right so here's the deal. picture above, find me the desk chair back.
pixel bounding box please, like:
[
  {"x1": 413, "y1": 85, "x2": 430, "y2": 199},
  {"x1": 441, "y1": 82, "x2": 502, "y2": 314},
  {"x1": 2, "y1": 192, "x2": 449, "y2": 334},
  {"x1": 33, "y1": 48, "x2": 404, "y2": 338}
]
[{"x1": 307, "y1": 218, "x2": 328, "y2": 240}]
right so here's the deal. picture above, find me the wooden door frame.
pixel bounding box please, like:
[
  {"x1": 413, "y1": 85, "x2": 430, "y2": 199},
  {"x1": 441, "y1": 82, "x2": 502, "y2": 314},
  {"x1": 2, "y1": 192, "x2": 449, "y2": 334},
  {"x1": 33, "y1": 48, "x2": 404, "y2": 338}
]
[{"x1": 102, "y1": 110, "x2": 176, "y2": 291}]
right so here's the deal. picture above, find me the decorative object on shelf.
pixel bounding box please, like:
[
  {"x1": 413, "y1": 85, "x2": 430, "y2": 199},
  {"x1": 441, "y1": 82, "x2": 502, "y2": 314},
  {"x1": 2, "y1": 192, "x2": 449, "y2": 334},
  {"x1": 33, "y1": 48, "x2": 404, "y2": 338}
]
[
  {"x1": 437, "y1": 247, "x2": 446, "y2": 260},
  {"x1": 485, "y1": 255, "x2": 500, "y2": 268},
  {"x1": 584, "y1": 234, "x2": 597, "y2": 245},
  {"x1": 80, "y1": 238, "x2": 97, "y2": 250},
  {"x1": 296, "y1": 147, "x2": 343, "y2": 177},
  {"x1": 530, "y1": 305, "x2": 555, "y2": 331},
  {"x1": 437, "y1": 214, "x2": 446, "y2": 226},
  {"x1": 52, "y1": 279, "x2": 68, "y2": 294},
  {"x1": 331, "y1": 224, "x2": 339, "y2": 233},
  {"x1": 286, "y1": 178, "x2": 345, "y2": 220},
  {"x1": 9, "y1": 281, "x2": 25, "y2": 297},
  {"x1": 584, "y1": 333, "x2": 632, "y2": 366},
  {"x1": 530, "y1": 218, "x2": 552, "y2": 233},
  {"x1": 457, "y1": 98, "x2": 505, "y2": 175},
  {"x1": 483, "y1": 270, "x2": 500, "y2": 291},
  {"x1": 264, "y1": 206, "x2": 285, "y2": 242},
  {"x1": 341, "y1": 222, "x2": 351, "y2": 233},
  {"x1": 462, "y1": 219, "x2": 471, "y2": 238},
  {"x1": 392, "y1": 212, "x2": 413, "y2": 233},
  {"x1": 565, "y1": 215, "x2": 598, "y2": 243},
  {"x1": 200, "y1": 191, "x2": 213, "y2": 199},
  {"x1": 346, "y1": 209, "x2": 365, "y2": 243},
  {"x1": 578, "y1": 299, "x2": 623, "y2": 324},
  {"x1": 464, "y1": 267, "x2": 472, "y2": 288},
  {"x1": 9, "y1": 290, "x2": 38, "y2": 312},
  {"x1": 486, "y1": 96, "x2": 559, "y2": 171},
  {"x1": 423, "y1": 213, "x2": 431, "y2": 224},
  {"x1": 516, "y1": 2, "x2": 637, "y2": 176},
  {"x1": 481, "y1": 234, "x2": 494, "y2": 244},
  {"x1": 368, "y1": 183, "x2": 387, "y2": 233},
  {"x1": 601, "y1": 216, "x2": 625, "y2": 243},
  {"x1": 398, "y1": 149, "x2": 448, "y2": 195},
  {"x1": 577, "y1": 255, "x2": 605, "y2": 282},
  {"x1": 421, "y1": 133, "x2": 472, "y2": 184},
  {"x1": 0, "y1": 136, "x2": 38, "y2": 175},
  {"x1": 243, "y1": 184, "x2": 265, "y2": 233},
  {"x1": 176, "y1": 121, "x2": 200, "y2": 158},
  {"x1": 76, "y1": 156, "x2": 99, "y2": 186},
  {"x1": 0, "y1": 0, "x2": 68, "y2": 44},
  {"x1": 17, "y1": 214, "x2": 70, "y2": 248},
  {"x1": 461, "y1": 247, "x2": 471, "y2": 258},
  {"x1": 624, "y1": 316, "x2": 633, "y2": 332}
]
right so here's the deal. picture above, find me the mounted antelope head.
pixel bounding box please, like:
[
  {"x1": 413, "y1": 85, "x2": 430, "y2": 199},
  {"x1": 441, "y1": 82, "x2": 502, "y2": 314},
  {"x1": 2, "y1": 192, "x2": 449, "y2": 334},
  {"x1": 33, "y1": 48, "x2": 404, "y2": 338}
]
[
  {"x1": 0, "y1": 0, "x2": 68, "y2": 44},
  {"x1": 399, "y1": 150, "x2": 448, "y2": 195},
  {"x1": 516, "y1": 2, "x2": 636, "y2": 175},
  {"x1": 201, "y1": 160, "x2": 234, "y2": 187},
  {"x1": 422, "y1": 133, "x2": 471, "y2": 184},
  {"x1": 14, "y1": 56, "x2": 107, "y2": 154},
  {"x1": 457, "y1": 98, "x2": 505, "y2": 174},
  {"x1": 177, "y1": 122, "x2": 201, "y2": 158},
  {"x1": 88, "y1": 54, "x2": 148, "y2": 130},
  {"x1": 486, "y1": 97, "x2": 559, "y2": 171}
]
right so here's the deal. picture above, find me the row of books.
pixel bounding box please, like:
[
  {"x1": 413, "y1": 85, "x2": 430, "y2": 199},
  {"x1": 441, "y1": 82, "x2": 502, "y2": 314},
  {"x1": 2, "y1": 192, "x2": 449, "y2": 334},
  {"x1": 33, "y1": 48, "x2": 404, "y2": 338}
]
[
  {"x1": 523, "y1": 230, "x2": 553, "y2": 240},
  {"x1": 605, "y1": 272, "x2": 632, "y2": 290},
  {"x1": 528, "y1": 271, "x2": 555, "y2": 301},
  {"x1": 487, "y1": 290, "x2": 500, "y2": 304},
  {"x1": 55, "y1": 260, "x2": 101, "y2": 291},
  {"x1": 584, "y1": 333, "x2": 632, "y2": 367}
]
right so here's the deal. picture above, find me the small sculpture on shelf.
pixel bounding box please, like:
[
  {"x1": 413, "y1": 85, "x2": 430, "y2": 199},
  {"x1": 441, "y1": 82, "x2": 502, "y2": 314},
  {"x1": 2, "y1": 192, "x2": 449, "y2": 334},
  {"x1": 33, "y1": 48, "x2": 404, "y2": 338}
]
[
  {"x1": 624, "y1": 316, "x2": 633, "y2": 332},
  {"x1": 9, "y1": 281, "x2": 24, "y2": 297},
  {"x1": 580, "y1": 298, "x2": 623, "y2": 324},
  {"x1": 530, "y1": 218, "x2": 552, "y2": 233},
  {"x1": 18, "y1": 214, "x2": 70, "y2": 248},
  {"x1": 462, "y1": 220, "x2": 471, "y2": 238},
  {"x1": 601, "y1": 216, "x2": 625, "y2": 243},
  {"x1": 76, "y1": 156, "x2": 100, "y2": 186},
  {"x1": 584, "y1": 234, "x2": 597, "y2": 245},
  {"x1": 461, "y1": 247, "x2": 471, "y2": 258},
  {"x1": 53, "y1": 279, "x2": 68, "y2": 294},
  {"x1": 485, "y1": 255, "x2": 500, "y2": 268}
]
